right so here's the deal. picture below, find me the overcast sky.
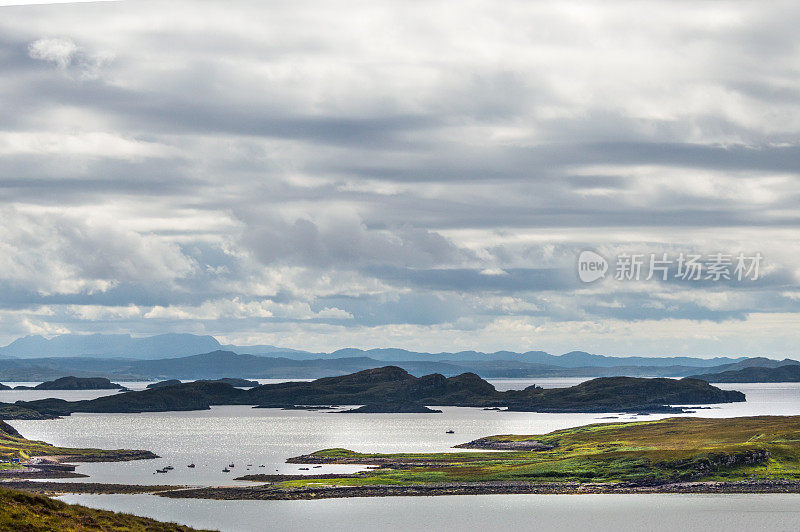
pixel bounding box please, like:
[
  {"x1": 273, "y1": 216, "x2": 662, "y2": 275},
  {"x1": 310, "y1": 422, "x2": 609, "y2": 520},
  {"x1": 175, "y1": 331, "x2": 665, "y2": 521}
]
[{"x1": 0, "y1": 0, "x2": 798, "y2": 356}]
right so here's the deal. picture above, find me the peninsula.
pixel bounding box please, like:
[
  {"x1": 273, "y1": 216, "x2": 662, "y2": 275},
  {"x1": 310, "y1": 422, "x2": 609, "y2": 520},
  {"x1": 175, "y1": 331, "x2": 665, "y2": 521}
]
[
  {"x1": 0, "y1": 419, "x2": 157, "y2": 479},
  {"x1": 162, "y1": 416, "x2": 800, "y2": 500},
  {"x1": 13, "y1": 376, "x2": 127, "y2": 390}
]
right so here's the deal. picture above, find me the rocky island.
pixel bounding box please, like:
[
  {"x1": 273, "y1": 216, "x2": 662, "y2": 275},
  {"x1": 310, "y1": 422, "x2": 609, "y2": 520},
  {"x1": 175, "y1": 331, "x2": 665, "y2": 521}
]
[
  {"x1": 340, "y1": 401, "x2": 442, "y2": 413},
  {"x1": 13, "y1": 376, "x2": 127, "y2": 390},
  {"x1": 0, "y1": 366, "x2": 745, "y2": 419}
]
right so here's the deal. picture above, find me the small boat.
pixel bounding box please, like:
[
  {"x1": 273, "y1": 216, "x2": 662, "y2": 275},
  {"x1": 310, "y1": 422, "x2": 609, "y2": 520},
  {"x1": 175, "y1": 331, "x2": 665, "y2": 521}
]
[
  {"x1": 299, "y1": 467, "x2": 309, "y2": 470},
  {"x1": 259, "y1": 465, "x2": 266, "y2": 468},
  {"x1": 222, "y1": 467, "x2": 230, "y2": 473},
  {"x1": 246, "y1": 464, "x2": 253, "y2": 467},
  {"x1": 313, "y1": 465, "x2": 322, "y2": 468},
  {"x1": 446, "y1": 429, "x2": 455, "y2": 434},
  {"x1": 164, "y1": 465, "x2": 174, "y2": 470},
  {"x1": 188, "y1": 464, "x2": 195, "y2": 468},
  {"x1": 229, "y1": 463, "x2": 235, "y2": 468},
  {"x1": 155, "y1": 468, "x2": 168, "y2": 473}
]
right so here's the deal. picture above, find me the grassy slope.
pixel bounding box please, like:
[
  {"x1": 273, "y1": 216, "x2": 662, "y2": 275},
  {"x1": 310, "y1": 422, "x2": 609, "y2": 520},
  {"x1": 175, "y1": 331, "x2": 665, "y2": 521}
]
[
  {"x1": 0, "y1": 487, "x2": 208, "y2": 531},
  {"x1": 0, "y1": 421, "x2": 152, "y2": 469},
  {"x1": 280, "y1": 416, "x2": 800, "y2": 488}
]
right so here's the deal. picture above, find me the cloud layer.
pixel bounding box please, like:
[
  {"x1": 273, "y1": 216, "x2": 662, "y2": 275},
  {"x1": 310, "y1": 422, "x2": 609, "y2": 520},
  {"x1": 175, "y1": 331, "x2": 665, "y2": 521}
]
[{"x1": 0, "y1": 0, "x2": 799, "y2": 356}]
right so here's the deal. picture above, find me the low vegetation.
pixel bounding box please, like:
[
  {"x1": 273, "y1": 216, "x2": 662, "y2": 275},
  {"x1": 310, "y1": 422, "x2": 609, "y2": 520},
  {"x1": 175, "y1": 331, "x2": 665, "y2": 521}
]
[
  {"x1": 0, "y1": 487, "x2": 207, "y2": 531},
  {"x1": 278, "y1": 416, "x2": 800, "y2": 488},
  {"x1": 0, "y1": 420, "x2": 156, "y2": 468}
]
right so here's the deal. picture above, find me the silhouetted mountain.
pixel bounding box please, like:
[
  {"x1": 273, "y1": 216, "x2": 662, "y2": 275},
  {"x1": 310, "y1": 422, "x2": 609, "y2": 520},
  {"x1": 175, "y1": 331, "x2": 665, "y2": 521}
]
[
  {"x1": 695, "y1": 357, "x2": 800, "y2": 373},
  {"x1": 690, "y1": 364, "x2": 800, "y2": 383},
  {"x1": 0, "y1": 334, "x2": 783, "y2": 380},
  {"x1": 0, "y1": 347, "x2": 796, "y2": 381},
  {"x1": 0, "y1": 333, "x2": 221, "y2": 359},
  {"x1": 327, "y1": 347, "x2": 748, "y2": 368}
]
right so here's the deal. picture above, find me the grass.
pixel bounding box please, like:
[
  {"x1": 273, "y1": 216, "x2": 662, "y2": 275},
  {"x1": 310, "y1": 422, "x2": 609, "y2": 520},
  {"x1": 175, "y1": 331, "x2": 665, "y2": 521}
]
[
  {"x1": 0, "y1": 487, "x2": 209, "y2": 531},
  {"x1": 0, "y1": 420, "x2": 155, "y2": 471},
  {"x1": 278, "y1": 416, "x2": 800, "y2": 489}
]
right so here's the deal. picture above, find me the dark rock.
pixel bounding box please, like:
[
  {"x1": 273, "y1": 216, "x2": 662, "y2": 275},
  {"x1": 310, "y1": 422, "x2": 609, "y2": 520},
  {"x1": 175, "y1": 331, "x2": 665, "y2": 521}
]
[
  {"x1": 146, "y1": 379, "x2": 182, "y2": 389},
  {"x1": 340, "y1": 401, "x2": 442, "y2": 413},
  {"x1": 15, "y1": 377, "x2": 125, "y2": 391}
]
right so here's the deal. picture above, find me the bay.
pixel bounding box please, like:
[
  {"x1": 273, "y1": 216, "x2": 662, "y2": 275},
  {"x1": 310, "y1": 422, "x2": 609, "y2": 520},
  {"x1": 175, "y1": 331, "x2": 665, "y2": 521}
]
[{"x1": 4, "y1": 378, "x2": 800, "y2": 531}]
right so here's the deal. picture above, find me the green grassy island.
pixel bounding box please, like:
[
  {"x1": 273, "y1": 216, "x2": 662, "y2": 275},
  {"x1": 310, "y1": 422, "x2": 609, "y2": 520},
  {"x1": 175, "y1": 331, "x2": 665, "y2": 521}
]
[
  {"x1": 0, "y1": 420, "x2": 156, "y2": 477},
  {"x1": 164, "y1": 416, "x2": 800, "y2": 500}
]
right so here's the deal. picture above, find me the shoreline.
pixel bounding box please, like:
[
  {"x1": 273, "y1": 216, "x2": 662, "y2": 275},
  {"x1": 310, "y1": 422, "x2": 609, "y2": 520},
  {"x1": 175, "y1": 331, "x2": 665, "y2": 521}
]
[{"x1": 6, "y1": 479, "x2": 800, "y2": 500}]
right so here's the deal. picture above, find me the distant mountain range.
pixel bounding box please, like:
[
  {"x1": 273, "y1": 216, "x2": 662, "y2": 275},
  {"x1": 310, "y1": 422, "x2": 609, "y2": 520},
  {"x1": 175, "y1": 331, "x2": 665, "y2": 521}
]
[
  {"x1": 0, "y1": 333, "x2": 221, "y2": 359},
  {"x1": 0, "y1": 333, "x2": 795, "y2": 381},
  {"x1": 0, "y1": 333, "x2": 758, "y2": 365},
  {"x1": 689, "y1": 363, "x2": 800, "y2": 383},
  {"x1": 0, "y1": 349, "x2": 797, "y2": 382}
]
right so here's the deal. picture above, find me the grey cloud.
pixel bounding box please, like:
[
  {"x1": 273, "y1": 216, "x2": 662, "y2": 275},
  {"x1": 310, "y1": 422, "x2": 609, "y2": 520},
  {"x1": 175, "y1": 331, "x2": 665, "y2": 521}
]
[
  {"x1": 363, "y1": 266, "x2": 577, "y2": 293},
  {"x1": 242, "y1": 217, "x2": 475, "y2": 269},
  {"x1": 0, "y1": 1, "x2": 799, "y2": 352}
]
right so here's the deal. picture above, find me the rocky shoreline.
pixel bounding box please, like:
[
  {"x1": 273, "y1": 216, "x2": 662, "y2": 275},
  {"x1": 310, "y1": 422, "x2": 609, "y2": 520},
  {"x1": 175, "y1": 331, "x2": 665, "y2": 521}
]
[
  {"x1": 0, "y1": 451, "x2": 159, "y2": 480},
  {"x1": 6, "y1": 478, "x2": 800, "y2": 500},
  {"x1": 1, "y1": 481, "x2": 184, "y2": 495},
  {"x1": 159, "y1": 479, "x2": 800, "y2": 499}
]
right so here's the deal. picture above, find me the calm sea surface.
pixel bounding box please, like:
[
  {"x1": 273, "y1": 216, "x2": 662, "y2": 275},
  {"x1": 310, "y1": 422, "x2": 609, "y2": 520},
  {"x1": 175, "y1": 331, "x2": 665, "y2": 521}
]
[{"x1": 3, "y1": 378, "x2": 800, "y2": 531}]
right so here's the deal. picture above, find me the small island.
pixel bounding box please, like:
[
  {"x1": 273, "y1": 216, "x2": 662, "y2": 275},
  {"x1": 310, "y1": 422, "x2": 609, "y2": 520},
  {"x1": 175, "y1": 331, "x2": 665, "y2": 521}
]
[
  {"x1": 340, "y1": 401, "x2": 442, "y2": 413},
  {"x1": 147, "y1": 379, "x2": 183, "y2": 389},
  {"x1": 160, "y1": 416, "x2": 800, "y2": 500},
  {"x1": 147, "y1": 377, "x2": 259, "y2": 390},
  {"x1": 1, "y1": 366, "x2": 745, "y2": 419},
  {"x1": 14, "y1": 376, "x2": 127, "y2": 391}
]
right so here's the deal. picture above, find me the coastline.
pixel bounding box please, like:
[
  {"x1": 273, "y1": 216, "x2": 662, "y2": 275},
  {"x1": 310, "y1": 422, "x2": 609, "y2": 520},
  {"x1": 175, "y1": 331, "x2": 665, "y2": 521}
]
[{"x1": 6, "y1": 479, "x2": 800, "y2": 500}]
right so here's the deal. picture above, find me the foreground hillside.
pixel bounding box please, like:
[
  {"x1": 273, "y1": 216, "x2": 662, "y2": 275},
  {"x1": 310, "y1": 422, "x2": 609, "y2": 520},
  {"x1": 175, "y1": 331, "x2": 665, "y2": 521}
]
[
  {"x1": 0, "y1": 487, "x2": 207, "y2": 531},
  {"x1": 4, "y1": 367, "x2": 745, "y2": 419},
  {"x1": 162, "y1": 416, "x2": 800, "y2": 500}
]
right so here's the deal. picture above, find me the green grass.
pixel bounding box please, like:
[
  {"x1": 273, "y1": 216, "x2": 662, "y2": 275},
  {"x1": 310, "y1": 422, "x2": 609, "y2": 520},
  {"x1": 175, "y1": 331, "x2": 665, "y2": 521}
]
[
  {"x1": 0, "y1": 487, "x2": 209, "y2": 531},
  {"x1": 0, "y1": 420, "x2": 153, "y2": 471},
  {"x1": 280, "y1": 416, "x2": 800, "y2": 488}
]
